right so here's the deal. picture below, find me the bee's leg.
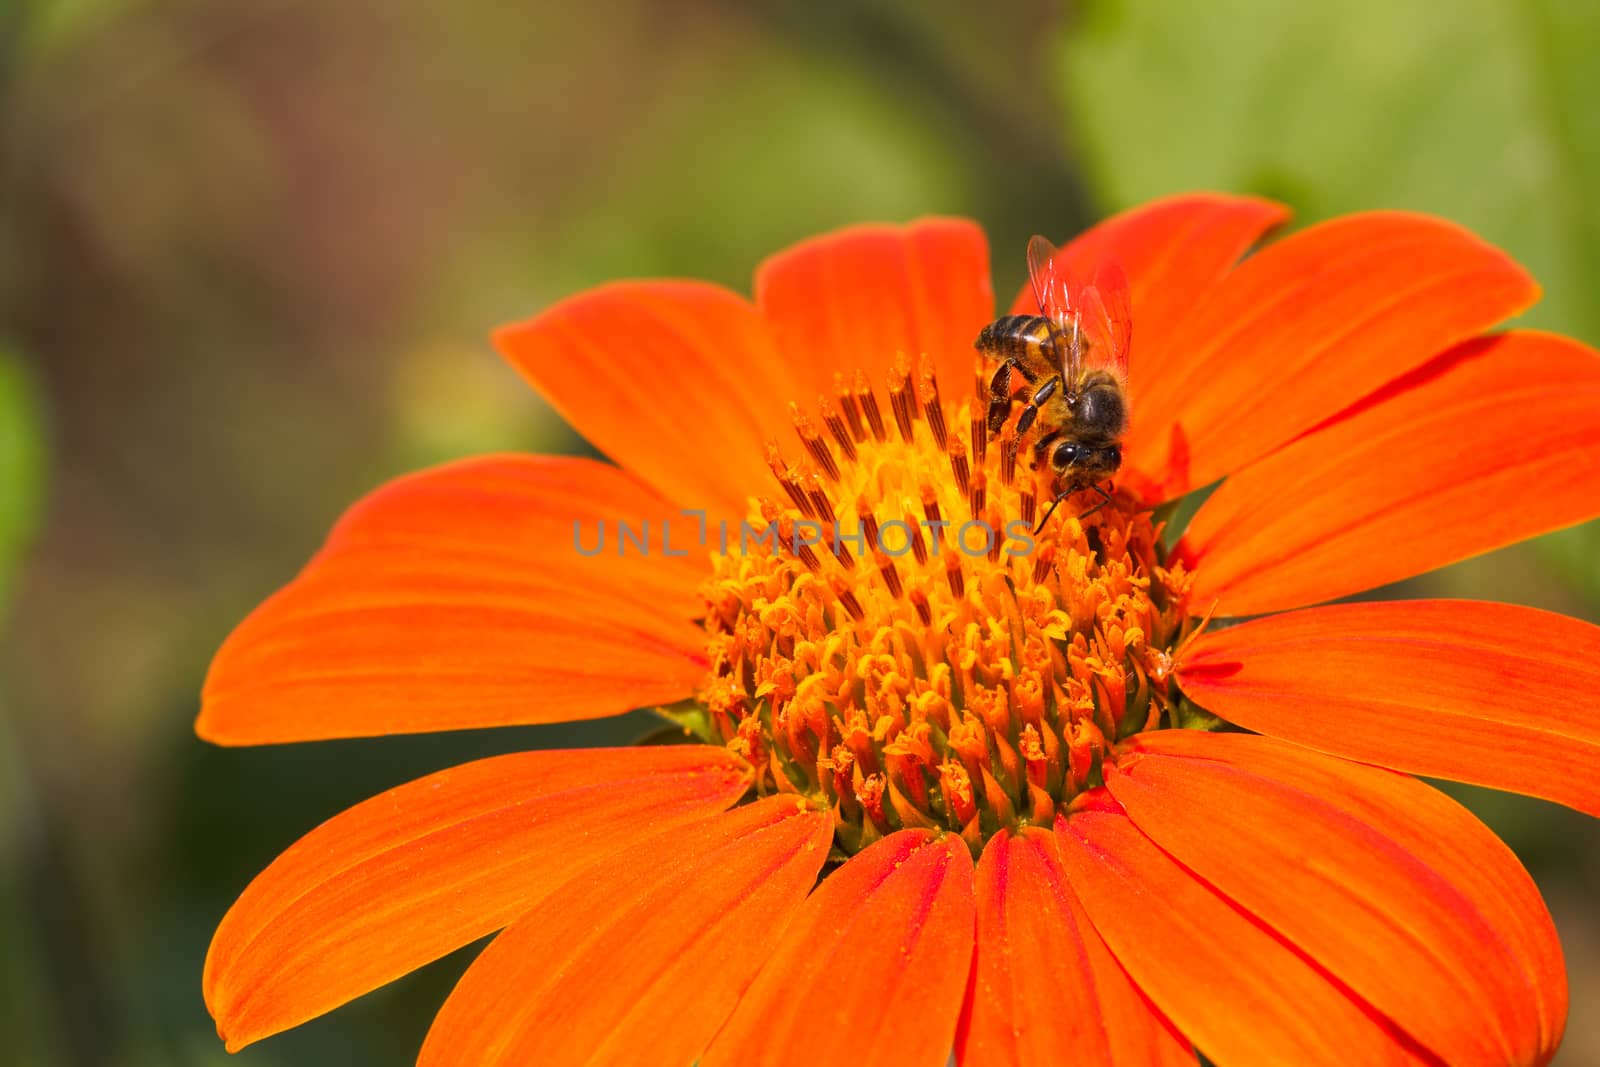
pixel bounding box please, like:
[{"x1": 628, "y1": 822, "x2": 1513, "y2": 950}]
[
  {"x1": 1007, "y1": 353, "x2": 1039, "y2": 384},
  {"x1": 986, "y1": 358, "x2": 1039, "y2": 433},
  {"x1": 1014, "y1": 376, "x2": 1060, "y2": 436},
  {"x1": 986, "y1": 362, "x2": 1014, "y2": 434}
]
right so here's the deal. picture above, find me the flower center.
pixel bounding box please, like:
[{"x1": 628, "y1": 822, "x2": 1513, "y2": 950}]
[{"x1": 696, "y1": 355, "x2": 1197, "y2": 855}]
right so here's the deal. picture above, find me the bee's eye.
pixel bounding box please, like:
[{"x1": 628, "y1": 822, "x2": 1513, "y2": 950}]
[
  {"x1": 1104, "y1": 445, "x2": 1122, "y2": 467},
  {"x1": 1052, "y1": 441, "x2": 1082, "y2": 468}
]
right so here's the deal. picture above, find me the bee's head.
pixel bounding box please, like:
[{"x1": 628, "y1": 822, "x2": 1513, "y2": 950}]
[{"x1": 1049, "y1": 438, "x2": 1123, "y2": 480}]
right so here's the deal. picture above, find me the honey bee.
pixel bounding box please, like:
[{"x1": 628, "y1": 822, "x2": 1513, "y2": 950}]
[{"x1": 976, "y1": 234, "x2": 1132, "y2": 530}]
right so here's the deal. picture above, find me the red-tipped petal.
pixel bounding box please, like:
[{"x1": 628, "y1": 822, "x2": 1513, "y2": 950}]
[
  {"x1": 702, "y1": 829, "x2": 975, "y2": 1067},
  {"x1": 1108, "y1": 733, "x2": 1549, "y2": 1067},
  {"x1": 757, "y1": 218, "x2": 994, "y2": 401},
  {"x1": 494, "y1": 281, "x2": 798, "y2": 517},
  {"x1": 956, "y1": 828, "x2": 1192, "y2": 1067},
  {"x1": 199, "y1": 455, "x2": 707, "y2": 744},
  {"x1": 1129, "y1": 212, "x2": 1538, "y2": 500},
  {"x1": 1178, "y1": 331, "x2": 1600, "y2": 615},
  {"x1": 204, "y1": 746, "x2": 751, "y2": 1052},
  {"x1": 1059, "y1": 798, "x2": 1442, "y2": 1065},
  {"x1": 418, "y1": 794, "x2": 830, "y2": 1067},
  {"x1": 1123, "y1": 729, "x2": 1566, "y2": 1058},
  {"x1": 1177, "y1": 598, "x2": 1600, "y2": 816}
]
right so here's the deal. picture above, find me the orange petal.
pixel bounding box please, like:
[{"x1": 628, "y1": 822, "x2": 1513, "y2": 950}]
[
  {"x1": 1177, "y1": 598, "x2": 1600, "y2": 816},
  {"x1": 494, "y1": 281, "x2": 799, "y2": 517},
  {"x1": 418, "y1": 794, "x2": 831, "y2": 1067},
  {"x1": 1059, "y1": 797, "x2": 1443, "y2": 1065},
  {"x1": 1108, "y1": 732, "x2": 1551, "y2": 1067},
  {"x1": 1129, "y1": 212, "x2": 1538, "y2": 500},
  {"x1": 199, "y1": 455, "x2": 708, "y2": 744},
  {"x1": 204, "y1": 745, "x2": 752, "y2": 1052},
  {"x1": 1178, "y1": 331, "x2": 1600, "y2": 615},
  {"x1": 702, "y1": 829, "x2": 975, "y2": 1067},
  {"x1": 955, "y1": 828, "x2": 1192, "y2": 1067},
  {"x1": 756, "y1": 219, "x2": 994, "y2": 402},
  {"x1": 1121, "y1": 729, "x2": 1566, "y2": 1059}
]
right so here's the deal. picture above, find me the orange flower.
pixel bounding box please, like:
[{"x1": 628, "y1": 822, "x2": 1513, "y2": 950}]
[{"x1": 199, "y1": 195, "x2": 1600, "y2": 1066}]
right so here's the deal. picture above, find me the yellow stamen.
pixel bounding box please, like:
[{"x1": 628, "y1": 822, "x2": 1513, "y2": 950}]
[{"x1": 699, "y1": 356, "x2": 1195, "y2": 855}]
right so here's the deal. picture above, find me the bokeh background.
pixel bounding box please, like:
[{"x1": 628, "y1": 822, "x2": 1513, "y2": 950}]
[{"x1": 3, "y1": 1, "x2": 1598, "y2": 1064}]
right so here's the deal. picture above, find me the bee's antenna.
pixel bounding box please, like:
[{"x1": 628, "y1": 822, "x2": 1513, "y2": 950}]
[{"x1": 1034, "y1": 481, "x2": 1115, "y2": 536}]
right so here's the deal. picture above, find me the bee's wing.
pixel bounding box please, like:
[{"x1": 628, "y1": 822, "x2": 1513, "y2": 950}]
[
  {"x1": 1026, "y1": 235, "x2": 1071, "y2": 318},
  {"x1": 1026, "y1": 234, "x2": 1078, "y2": 376},
  {"x1": 1076, "y1": 260, "x2": 1133, "y2": 386}
]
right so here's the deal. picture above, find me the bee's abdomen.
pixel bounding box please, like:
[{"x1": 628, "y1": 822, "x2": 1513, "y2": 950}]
[{"x1": 976, "y1": 315, "x2": 1054, "y2": 361}]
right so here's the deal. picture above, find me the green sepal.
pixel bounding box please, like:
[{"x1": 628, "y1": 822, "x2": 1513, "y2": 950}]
[
  {"x1": 645, "y1": 699, "x2": 718, "y2": 745},
  {"x1": 1172, "y1": 698, "x2": 1230, "y2": 732}
]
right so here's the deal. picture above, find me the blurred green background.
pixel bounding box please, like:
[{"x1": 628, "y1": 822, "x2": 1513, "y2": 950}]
[{"x1": 2, "y1": 1, "x2": 1597, "y2": 1064}]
